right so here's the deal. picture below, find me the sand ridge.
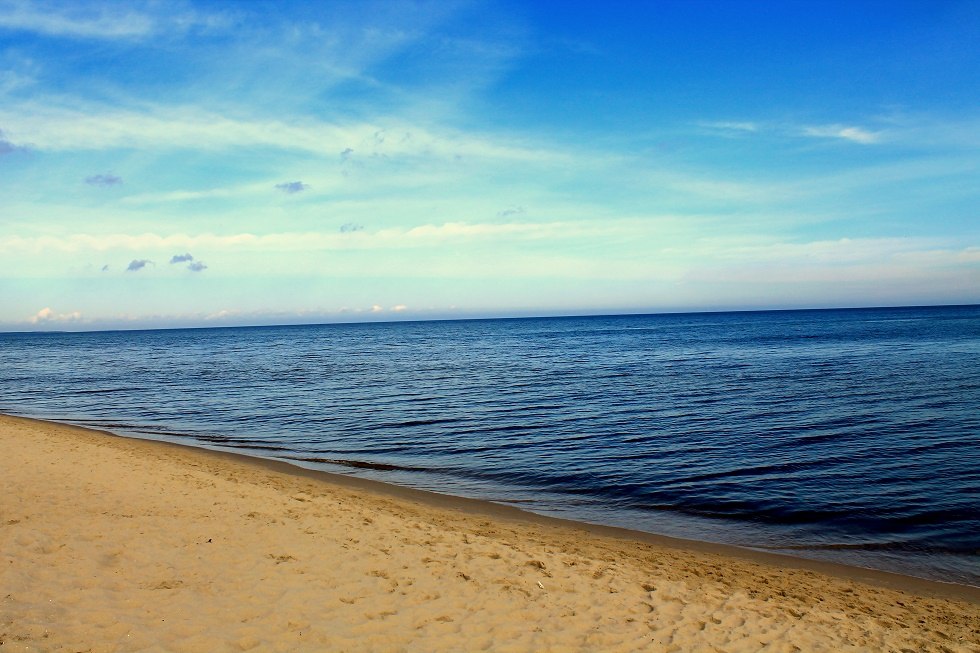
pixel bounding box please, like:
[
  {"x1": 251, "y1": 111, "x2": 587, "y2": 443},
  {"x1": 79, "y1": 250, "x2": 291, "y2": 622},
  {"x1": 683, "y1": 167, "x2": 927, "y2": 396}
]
[{"x1": 1, "y1": 415, "x2": 978, "y2": 652}]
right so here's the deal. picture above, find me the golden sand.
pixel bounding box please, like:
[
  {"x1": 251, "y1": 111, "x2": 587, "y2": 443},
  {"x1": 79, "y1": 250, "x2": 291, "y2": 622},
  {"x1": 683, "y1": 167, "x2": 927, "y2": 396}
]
[{"x1": 1, "y1": 414, "x2": 977, "y2": 652}]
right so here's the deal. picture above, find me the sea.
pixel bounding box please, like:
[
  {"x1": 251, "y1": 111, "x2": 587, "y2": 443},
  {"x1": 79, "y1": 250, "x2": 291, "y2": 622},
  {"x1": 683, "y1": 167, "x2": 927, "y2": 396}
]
[{"x1": 1, "y1": 305, "x2": 978, "y2": 586}]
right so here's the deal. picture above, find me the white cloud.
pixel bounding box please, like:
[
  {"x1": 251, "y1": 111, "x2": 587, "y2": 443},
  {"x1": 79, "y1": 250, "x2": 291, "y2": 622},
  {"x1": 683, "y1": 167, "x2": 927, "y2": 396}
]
[
  {"x1": 29, "y1": 306, "x2": 81, "y2": 324},
  {"x1": 802, "y1": 124, "x2": 881, "y2": 144},
  {"x1": 204, "y1": 309, "x2": 235, "y2": 322},
  {"x1": 30, "y1": 306, "x2": 54, "y2": 323}
]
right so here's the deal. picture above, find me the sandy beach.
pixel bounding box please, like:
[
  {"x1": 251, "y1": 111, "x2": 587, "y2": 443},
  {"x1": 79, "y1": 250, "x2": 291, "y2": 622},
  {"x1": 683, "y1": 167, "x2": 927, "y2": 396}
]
[{"x1": 1, "y1": 414, "x2": 977, "y2": 652}]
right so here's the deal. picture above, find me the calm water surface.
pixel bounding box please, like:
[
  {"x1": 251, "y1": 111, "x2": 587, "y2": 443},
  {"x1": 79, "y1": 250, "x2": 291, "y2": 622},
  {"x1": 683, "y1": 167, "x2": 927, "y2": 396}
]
[{"x1": 2, "y1": 306, "x2": 978, "y2": 585}]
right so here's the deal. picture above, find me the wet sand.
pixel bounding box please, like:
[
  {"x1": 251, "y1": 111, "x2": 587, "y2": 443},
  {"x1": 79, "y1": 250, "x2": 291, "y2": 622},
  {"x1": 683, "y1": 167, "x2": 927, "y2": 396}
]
[{"x1": 1, "y1": 414, "x2": 977, "y2": 652}]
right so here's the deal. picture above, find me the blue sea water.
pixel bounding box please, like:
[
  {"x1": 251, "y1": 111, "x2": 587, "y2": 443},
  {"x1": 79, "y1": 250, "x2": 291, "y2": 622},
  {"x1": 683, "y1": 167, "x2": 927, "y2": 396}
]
[{"x1": 1, "y1": 305, "x2": 978, "y2": 586}]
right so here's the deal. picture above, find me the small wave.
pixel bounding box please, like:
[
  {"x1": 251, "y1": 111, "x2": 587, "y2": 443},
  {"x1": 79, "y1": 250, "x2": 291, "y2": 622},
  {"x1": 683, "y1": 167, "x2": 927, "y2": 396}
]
[
  {"x1": 763, "y1": 541, "x2": 980, "y2": 555},
  {"x1": 284, "y1": 456, "x2": 429, "y2": 473},
  {"x1": 191, "y1": 434, "x2": 294, "y2": 452}
]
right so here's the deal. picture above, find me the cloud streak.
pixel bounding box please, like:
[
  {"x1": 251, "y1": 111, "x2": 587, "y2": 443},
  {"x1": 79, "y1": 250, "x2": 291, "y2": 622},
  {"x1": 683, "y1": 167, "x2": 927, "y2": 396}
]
[
  {"x1": 0, "y1": 103, "x2": 566, "y2": 164},
  {"x1": 697, "y1": 119, "x2": 895, "y2": 146},
  {"x1": 0, "y1": 1, "x2": 153, "y2": 39},
  {"x1": 697, "y1": 121, "x2": 759, "y2": 134},
  {"x1": 0, "y1": 1, "x2": 230, "y2": 40},
  {"x1": 802, "y1": 124, "x2": 880, "y2": 144},
  {"x1": 5, "y1": 224, "x2": 974, "y2": 282},
  {"x1": 0, "y1": 221, "x2": 714, "y2": 254}
]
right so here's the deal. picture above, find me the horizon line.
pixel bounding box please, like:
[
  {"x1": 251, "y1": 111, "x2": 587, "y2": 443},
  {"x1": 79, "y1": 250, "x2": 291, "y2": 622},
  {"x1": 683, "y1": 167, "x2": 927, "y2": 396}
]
[{"x1": 3, "y1": 302, "x2": 977, "y2": 336}]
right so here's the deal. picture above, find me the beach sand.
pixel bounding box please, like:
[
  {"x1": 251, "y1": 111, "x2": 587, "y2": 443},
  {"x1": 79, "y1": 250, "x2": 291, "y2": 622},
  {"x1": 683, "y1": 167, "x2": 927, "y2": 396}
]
[{"x1": 1, "y1": 414, "x2": 977, "y2": 652}]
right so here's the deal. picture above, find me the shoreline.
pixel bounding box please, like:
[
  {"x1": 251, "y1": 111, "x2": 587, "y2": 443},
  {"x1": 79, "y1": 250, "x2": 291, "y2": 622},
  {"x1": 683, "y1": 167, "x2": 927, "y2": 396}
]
[
  {"x1": 4, "y1": 412, "x2": 979, "y2": 603},
  {"x1": 2, "y1": 413, "x2": 978, "y2": 651}
]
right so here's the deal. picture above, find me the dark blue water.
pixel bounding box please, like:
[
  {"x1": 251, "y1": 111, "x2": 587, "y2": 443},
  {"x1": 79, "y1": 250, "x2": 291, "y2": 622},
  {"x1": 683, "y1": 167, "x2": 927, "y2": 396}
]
[{"x1": 2, "y1": 306, "x2": 978, "y2": 585}]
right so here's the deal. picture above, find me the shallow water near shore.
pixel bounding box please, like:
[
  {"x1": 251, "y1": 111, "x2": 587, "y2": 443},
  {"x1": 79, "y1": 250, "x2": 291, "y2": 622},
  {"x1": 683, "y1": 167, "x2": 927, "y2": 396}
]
[{"x1": 2, "y1": 305, "x2": 978, "y2": 585}]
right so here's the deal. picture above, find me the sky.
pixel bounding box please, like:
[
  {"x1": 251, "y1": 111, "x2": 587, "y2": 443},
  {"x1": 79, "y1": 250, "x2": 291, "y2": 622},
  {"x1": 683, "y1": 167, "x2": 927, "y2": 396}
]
[{"x1": 1, "y1": 0, "x2": 978, "y2": 331}]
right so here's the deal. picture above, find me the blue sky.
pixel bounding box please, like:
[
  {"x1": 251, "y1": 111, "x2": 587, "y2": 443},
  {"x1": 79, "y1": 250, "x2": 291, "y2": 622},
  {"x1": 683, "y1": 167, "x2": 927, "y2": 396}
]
[{"x1": 1, "y1": 0, "x2": 978, "y2": 330}]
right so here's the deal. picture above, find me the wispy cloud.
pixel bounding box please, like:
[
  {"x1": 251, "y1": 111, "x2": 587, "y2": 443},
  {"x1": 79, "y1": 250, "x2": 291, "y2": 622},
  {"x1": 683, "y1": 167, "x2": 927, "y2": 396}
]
[
  {"x1": 186, "y1": 304, "x2": 421, "y2": 327},
  {"x1": 0, "y1": 103, "x2": 565, "y2": 164},
  {"x1": 697, "y1": 121, "x2": 760, "y2": 134},
  {"x1": 697, "y1": 119, "x2": 889, "y2": 146},
  {"x1": 119, "y1": 186, "x2": 245, "y2": 204},
  {"x1": 0, "y1": 220, "x2": 643, "y2": 255},
  {"x1": 0, "y1": 68, "x2": 35, "y2": 94},
  {"x1": 275, "y1": 181, "x2": 309, "y2": 194},
  {"x1": 339, "y1": 222, "x2": 364, "y2": 233},
  {"x1": 169, "y1": 252, "x2": 194, "y2": 264},
  {"x1": 0, "y1": 0, "x2": 230, "y2": 40},
  {"x1": 681, "y1": 237, "x2": 978, "y2": 272},
  {"x1": 865, "y1": 113, "x2": 980, "y2": 150},
  {"x1": 802, "y1": 124, "x2": 881, "y2": 144},
  {"x1": 84, "y1": 173, "x2": 122, "y2": 186},
  {"x1": 126, "y1": 258, "x2": 151, "y2": 272},
  {"x1": 187, "y1": 261, "x2": 207, "y2": 272},
  {"x1": 0, "y1": 1, "x2": 154, "y2": 39},
  {"x1": 0, "y1": 128, "x2": 26, "y2": 154}
]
